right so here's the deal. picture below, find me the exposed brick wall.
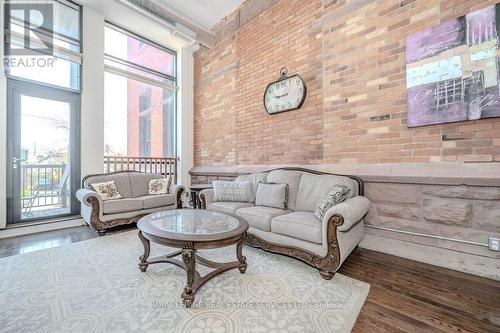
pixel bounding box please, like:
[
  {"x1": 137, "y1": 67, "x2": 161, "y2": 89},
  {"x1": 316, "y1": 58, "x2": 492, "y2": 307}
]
[
  {"x1": 193, "y1": 0, "x2": 500, "y2": 166},
  {"x1": 194, "y1": 34, "x2": 238, "y2": 165}
]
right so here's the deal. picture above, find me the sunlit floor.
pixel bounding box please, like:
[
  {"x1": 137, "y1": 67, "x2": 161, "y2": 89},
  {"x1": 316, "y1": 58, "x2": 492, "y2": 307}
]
[
  {"x1": 0, "y1": 224, "x2": 135, "y2": 257},
  {"x1": 21, "y1": 206, "x2": 70, "y2": 220}
]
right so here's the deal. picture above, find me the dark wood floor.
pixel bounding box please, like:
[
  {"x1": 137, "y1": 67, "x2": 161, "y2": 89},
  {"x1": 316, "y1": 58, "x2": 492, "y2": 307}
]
[
  {"x1": 341, "y1": 249, "x2": 500, "y2": 333},
  {"x1": 1, "y1": 225, "x2": 499, "y2": 333}
]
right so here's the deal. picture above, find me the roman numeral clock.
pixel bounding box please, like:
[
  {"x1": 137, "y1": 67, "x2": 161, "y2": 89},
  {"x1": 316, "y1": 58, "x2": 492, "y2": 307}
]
[{"x1": 263, "y1": 67, "x2": 307, "y2": 115}]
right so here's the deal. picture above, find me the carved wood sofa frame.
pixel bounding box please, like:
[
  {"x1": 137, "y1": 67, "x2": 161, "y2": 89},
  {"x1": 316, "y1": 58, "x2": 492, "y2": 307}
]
[
  {"x1": 200, "y1": 167, "x2": 364, "y2": 280},
  {"x1": 81, "y1": 171, "x2": 184, "y2": 236}
]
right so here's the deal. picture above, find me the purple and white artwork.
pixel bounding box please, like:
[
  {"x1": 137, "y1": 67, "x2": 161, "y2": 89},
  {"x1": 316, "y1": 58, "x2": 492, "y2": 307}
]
[{"x1": 406, "y1": 5, "x2": 500, "y2": 127}]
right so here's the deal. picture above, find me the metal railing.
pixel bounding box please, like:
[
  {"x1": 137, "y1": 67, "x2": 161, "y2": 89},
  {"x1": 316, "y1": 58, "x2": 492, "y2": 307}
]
[
  {"x1": 104, "y1": 156, "x2": 177, "y2": 182},
  {"x1": 21, "y1": 164, "x2": 69, "y2": 209}
]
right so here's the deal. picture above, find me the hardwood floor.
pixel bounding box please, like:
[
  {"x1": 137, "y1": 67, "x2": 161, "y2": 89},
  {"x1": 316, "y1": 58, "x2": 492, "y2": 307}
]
[
  {"x1": 0, "y1": 224, "x2": 134, "y2": 258},
  {"x1": 1, "y1": 225, "x2": 499, "y2": 333},
  {"x1": 341, "y1": 249, "x2": 500, "y2": 333}
]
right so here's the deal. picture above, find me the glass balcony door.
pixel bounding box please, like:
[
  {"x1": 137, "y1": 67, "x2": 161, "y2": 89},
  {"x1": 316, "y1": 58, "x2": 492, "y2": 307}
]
[{"x1": 7, "y1": 80, "x2": 80, "y2": 224}]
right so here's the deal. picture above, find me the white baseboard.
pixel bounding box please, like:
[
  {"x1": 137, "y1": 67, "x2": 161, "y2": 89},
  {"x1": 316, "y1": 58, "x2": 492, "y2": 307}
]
[
  {"x1": 360, "y1": 233, "x2": 500, "y2": 281},
  {"x1": 0, "y1": 218, "x2": 86, "y2": 239}
]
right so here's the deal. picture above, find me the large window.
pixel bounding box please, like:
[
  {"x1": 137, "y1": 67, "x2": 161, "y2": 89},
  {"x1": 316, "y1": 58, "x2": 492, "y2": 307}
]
[
  {"x1": 4, "y1": 0, "x2": 82, "y2": 91},
  {"x1": 104, "y1": 24, "x2": 176, "y2": 159},
  {"x1": 4, "y1": 0, "x2": 82, "y2": 224}
]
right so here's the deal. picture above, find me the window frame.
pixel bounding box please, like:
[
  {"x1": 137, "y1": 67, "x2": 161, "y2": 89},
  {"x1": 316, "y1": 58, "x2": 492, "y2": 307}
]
[
  {"x1": 103, "y1": 22, "x2": 178, "y2": 159},
  {"x1": 3, "y1": 0, "x2": 83, "y2": 93},
  {"x1": 104, "y1": 22, "x2": 177, "y2": 90}
]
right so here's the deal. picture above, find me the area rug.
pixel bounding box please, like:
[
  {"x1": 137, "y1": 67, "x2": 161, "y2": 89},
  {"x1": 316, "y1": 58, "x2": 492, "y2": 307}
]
[{"x1": 0, "y1": 230, "x2": 369, "y2": 333}]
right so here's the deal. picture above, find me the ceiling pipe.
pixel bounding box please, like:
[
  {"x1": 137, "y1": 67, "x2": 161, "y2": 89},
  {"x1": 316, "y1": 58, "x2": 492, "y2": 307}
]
[{"x1": 112, "y1": 0, "x2": 200, "y2": 47}]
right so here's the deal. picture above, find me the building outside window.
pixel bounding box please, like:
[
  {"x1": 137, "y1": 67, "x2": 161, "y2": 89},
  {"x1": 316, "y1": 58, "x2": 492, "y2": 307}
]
[
  {"x1": 139, "y1": 87, "x2": 151, "y2": 112},
  {"x1": 104, "y1": 23, "x2": 177, "y2": 159},
  {"x1": 139, "y1": 115, "x2": 152, "y2": 156}
]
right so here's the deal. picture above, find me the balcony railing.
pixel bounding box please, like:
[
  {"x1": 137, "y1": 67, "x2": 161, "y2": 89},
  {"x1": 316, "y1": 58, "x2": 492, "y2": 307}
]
[
  {"x1": 21, "y1": 164, "x2": 69, "y2": 209},
  {"x1": 104, "y1": 156, "x2": 177, "y2": 182}
]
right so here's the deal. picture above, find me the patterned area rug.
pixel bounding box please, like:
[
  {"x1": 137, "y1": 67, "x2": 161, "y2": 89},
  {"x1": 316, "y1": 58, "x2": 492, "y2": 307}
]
[{"x1": 0, "y1": 230, "x2": 369, "y2": 333}]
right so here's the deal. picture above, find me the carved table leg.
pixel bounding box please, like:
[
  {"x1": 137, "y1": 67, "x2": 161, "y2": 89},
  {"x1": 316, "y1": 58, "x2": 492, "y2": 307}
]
[
  {"x1": 190, "y1": 190, "x2": 196, "y2": 209},
  {"x1": 138, "y1": 231, "x2": 150, "y2": 272},
  {"x1": 236, "y1": 236, "x2": 247, "y2": 273},
  {"x1": 181, "y1": 248, "x2": 196, "y2": 307}
]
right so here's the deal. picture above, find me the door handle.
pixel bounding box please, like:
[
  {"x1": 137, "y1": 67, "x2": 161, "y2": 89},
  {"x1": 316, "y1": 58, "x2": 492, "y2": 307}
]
[{"x1": 12, "y1": 157, "x2": 22, "y2": 169}]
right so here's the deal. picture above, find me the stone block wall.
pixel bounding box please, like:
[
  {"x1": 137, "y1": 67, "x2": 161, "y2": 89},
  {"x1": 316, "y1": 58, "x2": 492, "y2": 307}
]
[{"x1": 365, "y1": 183, "x2": 500, "y2": 256}]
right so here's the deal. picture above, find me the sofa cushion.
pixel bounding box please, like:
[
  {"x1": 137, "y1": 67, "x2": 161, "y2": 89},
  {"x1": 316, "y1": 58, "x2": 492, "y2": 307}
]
[
  {"x1": 235, "y1": 206, "x2": 289, "y2": 232},
  {"x1": 85, "y1": 174, "x2": 133, "y2": 198},
  {"x1": 267, "y1": 170, "x2": 303, "y2": 210},
  {"x1": 141, "y1": 194, "x2": 176, "y2": 209},
  {"x1": 103, "y1": 198, "x2": 143, "y2": 214},
  {"x1": 236, "y1": 173, "x2": 268, "y2": 202},
  {"x1": 148, "y1": 177, "x2": 172, "y2": 195},
  {"x1": 295, "y1": 173, "x2": 359, "y2": 212},
  {"x1": 271, "y1": 211, "x2": 322, "y2": 244},
  {"x1": 213, "y1": 181, "x2": 253, "y2": 203},
  {"x1": 90, "y1": 181, "x2": 122, "y2": 201},
  {"x1": 130, "y1": 173, "x2": 163, "y2": 197},
  {"x1": 314, "y1": 185, "x2": 351, "y2": 221},
  {"x1": 208, "y1": 202, "x2": 254, "y2": 215},
  {"x1": 255, "y1": 183, "x2": 289, "y2": 209}
]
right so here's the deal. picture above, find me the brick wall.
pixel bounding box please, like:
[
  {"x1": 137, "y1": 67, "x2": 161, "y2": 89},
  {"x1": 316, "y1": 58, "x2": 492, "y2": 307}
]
[
  {"x1": 193, "y1": 0, "x2": 500, "y2": 165},
  {"x1": 192, "y1": 0, "x2": 500, "y2": 279}
]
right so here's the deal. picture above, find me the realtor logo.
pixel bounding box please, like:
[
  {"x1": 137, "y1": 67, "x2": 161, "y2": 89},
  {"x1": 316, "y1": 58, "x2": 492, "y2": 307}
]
[{"x1": 5, "y1": 1, "x2": 54, "y2": 56}]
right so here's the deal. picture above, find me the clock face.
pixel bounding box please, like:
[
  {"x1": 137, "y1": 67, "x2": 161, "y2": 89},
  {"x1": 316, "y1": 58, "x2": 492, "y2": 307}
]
[{"x1": 264, "y1": 74, "x2": 306, "y2": 115}]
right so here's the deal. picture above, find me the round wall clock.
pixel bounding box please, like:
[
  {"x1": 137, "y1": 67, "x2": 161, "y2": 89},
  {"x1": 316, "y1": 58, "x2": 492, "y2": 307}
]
[{"x1": 263, "y1": 67, "x2": 307, "y2": 115}]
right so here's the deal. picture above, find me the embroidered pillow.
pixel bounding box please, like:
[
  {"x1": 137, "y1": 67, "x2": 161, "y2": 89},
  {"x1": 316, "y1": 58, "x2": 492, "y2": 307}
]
[
  {"x1": 91, "y1": 181, "x2": 122, "y2": 201},
  {"x1": 255, "y1": 183, "x2": 289, "y2": 210},
  {"x1": 148, "y1": 177, "x2": 172, "y2": 195},
  {"x1": 314, "y1": 185, "x2": 351, "y2": 221},
  {"x1": 213, "y1": 181, "x2": 253, "y2": 203}
]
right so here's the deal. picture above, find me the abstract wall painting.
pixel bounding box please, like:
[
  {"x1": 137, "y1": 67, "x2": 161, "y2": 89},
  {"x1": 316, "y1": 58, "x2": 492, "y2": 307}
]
[{"x1": 406, "y1": 5, "x2": 500, "y2": 127}]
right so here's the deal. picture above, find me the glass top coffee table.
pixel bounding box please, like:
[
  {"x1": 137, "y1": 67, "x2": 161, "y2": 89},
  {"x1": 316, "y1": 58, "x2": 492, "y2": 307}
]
[{"x1": 137, "y1": 209, "x2": 249, "y2": 307}]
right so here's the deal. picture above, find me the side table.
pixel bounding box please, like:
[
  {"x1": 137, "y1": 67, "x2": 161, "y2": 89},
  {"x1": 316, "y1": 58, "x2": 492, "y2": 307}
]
[{"x1": 189, "y1": 184, "x2": 213, "y2": 209}]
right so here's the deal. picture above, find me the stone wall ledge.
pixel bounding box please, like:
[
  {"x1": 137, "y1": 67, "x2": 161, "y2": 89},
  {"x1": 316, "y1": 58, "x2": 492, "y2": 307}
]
[{"x1": 189, "y1": 163, "x2": 500, "y2": 187}]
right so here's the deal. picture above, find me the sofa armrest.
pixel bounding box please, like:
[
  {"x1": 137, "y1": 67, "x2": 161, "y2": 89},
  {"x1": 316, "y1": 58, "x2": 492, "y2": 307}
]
[
  {"x1": 199, "y1": 189, "x2": 214, "y2": 209},
  {"x1": 169, "y1": 184, "x2": 185, "y2": 208},
  {"x1": 322, "y1": 196, "x2": 371, "y2": 232},
  {"x1": 76, "y1": 188, "x2": 103, "y2": 208}
]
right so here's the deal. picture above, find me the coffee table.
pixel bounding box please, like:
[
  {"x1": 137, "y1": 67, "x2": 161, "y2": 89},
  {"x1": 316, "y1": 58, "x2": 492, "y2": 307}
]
[{"x1": 137, "y1": 209, "x2": 249, "y2": 307}]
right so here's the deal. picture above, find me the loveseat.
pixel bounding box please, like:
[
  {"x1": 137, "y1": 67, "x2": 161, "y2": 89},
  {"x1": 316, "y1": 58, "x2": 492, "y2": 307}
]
[
  {"x1": 76, "y1": 171, "x2": 184, "y2": 235},
  {"x1": 200, "y1": 168, "x2": 370, "y2": 279}
]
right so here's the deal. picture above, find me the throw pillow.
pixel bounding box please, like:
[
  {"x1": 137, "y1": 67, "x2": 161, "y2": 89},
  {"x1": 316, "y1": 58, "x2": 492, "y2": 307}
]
[
  {"x1": 314, "y1": 185, "x2": 351, "y2": 221},
  {"x1": 213, "y1": 181, "x2": 253, "y2": 203},
  {"x1": 91, "y1": 181, "x2": 122, "y2": 201},
  {"x1": 148, "y1": 177, "x2": 172, "y2": 195},
  {"x1": 255, "y1": 183, "x2": 289, "y2": 209}
]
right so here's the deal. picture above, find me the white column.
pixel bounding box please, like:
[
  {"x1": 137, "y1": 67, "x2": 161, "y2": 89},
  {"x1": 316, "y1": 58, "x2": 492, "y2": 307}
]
[
  {"x1": 0, "y1": 2, "x2": 7, "y2": 229},
  {"x1": 176, "y1": 45, "x2": 195, "y2": 187},
  {"x1": 80, "y1": 6, "x2": 105, "y2": 178}
]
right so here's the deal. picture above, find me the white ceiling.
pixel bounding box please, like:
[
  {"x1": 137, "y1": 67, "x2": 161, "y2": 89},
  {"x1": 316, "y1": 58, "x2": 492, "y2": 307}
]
[{"x1": 156, "y1": 0, "x2": 244, "y2": 31}]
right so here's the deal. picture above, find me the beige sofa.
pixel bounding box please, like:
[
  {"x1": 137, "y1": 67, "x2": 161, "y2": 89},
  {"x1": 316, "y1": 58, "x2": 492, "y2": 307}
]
[
  {"x1": 200, "y1": 168, "x2": 370, "y2": 279},
  {"x1": 76, "y1": 171, "x2": 184, "y2": 235}
]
